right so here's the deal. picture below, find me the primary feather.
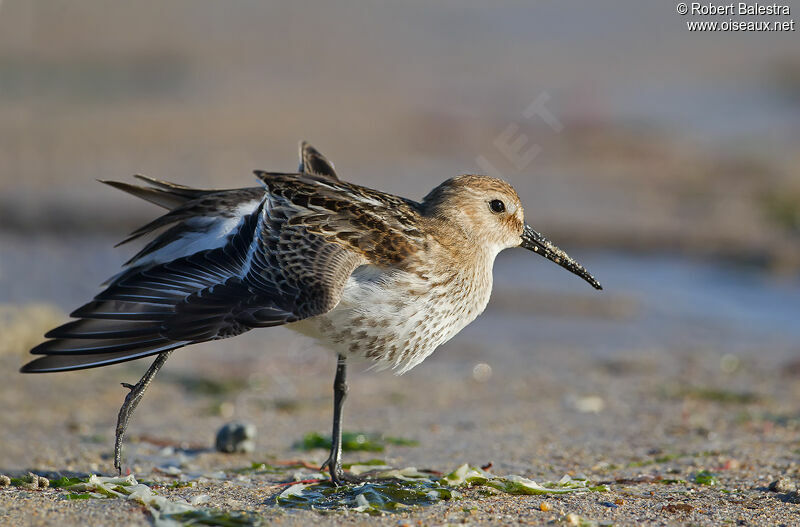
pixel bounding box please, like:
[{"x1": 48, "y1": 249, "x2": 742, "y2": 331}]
[{"x1": 21, "y1": 143, "x2": 374, "y2": 372}]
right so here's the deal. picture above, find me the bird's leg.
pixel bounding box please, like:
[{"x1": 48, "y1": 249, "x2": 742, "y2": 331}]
[
  {"x1": 114, "y1": 351, "x2": 172, "y2": 475},
  {"x1": 321, "y1": 354, "x2": 348, "y2": 485}
]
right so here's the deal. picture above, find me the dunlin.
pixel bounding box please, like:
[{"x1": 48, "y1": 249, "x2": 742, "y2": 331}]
[{"x1": 22, "y1": 142, "x2": 601, "y2": 485}]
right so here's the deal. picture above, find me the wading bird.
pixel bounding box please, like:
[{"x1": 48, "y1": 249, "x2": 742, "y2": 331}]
[{"x1": 22, "y1": 143, "x2": 601, "y2": 485}]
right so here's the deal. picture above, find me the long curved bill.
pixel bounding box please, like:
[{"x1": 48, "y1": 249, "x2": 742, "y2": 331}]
[{"x1": 520, "y1": 224, "x2": 602, "y2": 290}]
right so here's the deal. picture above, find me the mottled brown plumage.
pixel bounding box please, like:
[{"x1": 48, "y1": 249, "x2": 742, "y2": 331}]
[{"x1": 21, "y1": 142, "x2": 601, "y2": 484}]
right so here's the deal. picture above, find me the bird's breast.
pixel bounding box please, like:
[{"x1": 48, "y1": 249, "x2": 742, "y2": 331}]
[{"x1": 290, "y1": 263, "x2": 493, "y2": 373}]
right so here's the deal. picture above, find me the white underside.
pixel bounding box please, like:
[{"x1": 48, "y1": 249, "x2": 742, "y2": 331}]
[{"x1": 291, "y1": 263, "x2": 492, "y2": 374}]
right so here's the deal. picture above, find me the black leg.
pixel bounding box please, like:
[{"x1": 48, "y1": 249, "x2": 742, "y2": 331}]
[
  {"x1": 321, "y1": 354, "x2": 348, "y2": 485},
  {"x1": 114, "y1": 351, "x2": 172, "y2": 475}
]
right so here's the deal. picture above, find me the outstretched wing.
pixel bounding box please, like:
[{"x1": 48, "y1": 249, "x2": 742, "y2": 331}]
[
  {"x1": 22, "y1": 140, "x2": 423, "y2": 374},
  {"x1": 22, "y1": 192, "x2": 366, "y2": 373},
  {"x1": 101, "y1": 140, "x2": 337, "y2": 267}
]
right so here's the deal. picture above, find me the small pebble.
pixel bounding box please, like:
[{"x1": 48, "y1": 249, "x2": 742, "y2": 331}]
[
  {"x1": 540, "y1": 501, "x2": 552, "y2": 511},
  {"x1": 215, "y1": 421, "x2": 256, "y2": 453},
  {"x1": 769, "y1": 477, "x2": 796, "y2": 493},
  {"x1": 0, "y1": 475, "x2": 10, "y2": 486},
  {"x1": 37, "y1": 476, "x2": 49, "y2": 488},
  {"x1": 566, "y1": 513, "x2": 580, "y2": 526}
]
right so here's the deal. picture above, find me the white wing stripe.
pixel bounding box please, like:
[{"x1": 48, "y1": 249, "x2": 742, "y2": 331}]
[{"x1": 130, "y1": 199, "x2": 261, "y2": 268}]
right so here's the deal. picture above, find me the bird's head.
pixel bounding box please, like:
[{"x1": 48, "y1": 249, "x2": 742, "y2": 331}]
[{"x1": 422, "y1": 175, "x2": 601, "y2": 290}]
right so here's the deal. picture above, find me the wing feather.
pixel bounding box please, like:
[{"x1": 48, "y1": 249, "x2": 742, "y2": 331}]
[
  {"x1": 23, "y1": 177, "x2": 367, "y2": 372},
  {"x1": 298, "y1": 141, "x2": 339, "y2": 180},
  {"x1": 21, "y1": 345, "x2": 187, "y2": 372},
  {"x1": 23, "y1": 147, "x2": 419, "y2": 374}
]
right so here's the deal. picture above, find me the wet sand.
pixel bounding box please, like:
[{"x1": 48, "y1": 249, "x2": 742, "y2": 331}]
[
  {"x1": 1, "y1": 243, "x2": 800, "y2": 525},
  {"x1": 2, "y1": 326, "x2": 800, "y2": 525}
]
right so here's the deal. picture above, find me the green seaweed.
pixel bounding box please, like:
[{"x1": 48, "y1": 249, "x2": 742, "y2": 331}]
[
  {"x1": 693, "y1": 470, "x2": 719, "y2": 486},
  {"x1": 294, "y1": 431, "x2": 418, "y2": 452},
  {"x1": 50, "y1": 476, "x2": 90, "y2": 488},
  {"x1": 64, "y1": 493, "x2": 95, "y2": 500},
  {"x1": 277, "y1": 464, "x2": 608, "y2": 514},
  {"x1": 442, "y1": 465, "x2": 609, "y2": 494},
  {"x1": 277, "y1": 480, "x2": 454, "y2": 515}
]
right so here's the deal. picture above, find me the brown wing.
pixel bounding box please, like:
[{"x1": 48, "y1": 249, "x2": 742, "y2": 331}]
[
  {"x1": 257, "y1": 172, "x2": 425, "y2": 266},
  {"x1": 22, "y1": 191, "x2": 366, "y2": 372}
]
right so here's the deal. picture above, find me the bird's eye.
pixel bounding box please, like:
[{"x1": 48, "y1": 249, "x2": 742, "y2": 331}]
[{"x1": 489, "y1": 199, "x2": 506, "y2": 214}]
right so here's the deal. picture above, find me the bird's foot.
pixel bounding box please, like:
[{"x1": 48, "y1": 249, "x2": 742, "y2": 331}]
[
  {"x1": 321, "y1": 456, "x2": 344, "y2": 486},
  {"x1": 320, "y1": 458, "x2": 361, "y2": 486}
]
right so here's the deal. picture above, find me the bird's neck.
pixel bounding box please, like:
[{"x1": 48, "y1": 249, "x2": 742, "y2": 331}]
[{"x1": 423, "y1": 218, "x2": 498, "y2": 306}]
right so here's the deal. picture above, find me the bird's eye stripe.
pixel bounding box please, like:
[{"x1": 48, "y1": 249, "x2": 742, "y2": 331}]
[{"x1": 489, "y1": 199, "x2": 505, "y2": 213}]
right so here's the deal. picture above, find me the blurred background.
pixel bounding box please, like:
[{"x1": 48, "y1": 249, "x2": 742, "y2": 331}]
[{"x1": 1, "y1": 0, "x2": 800, "y2": 483}]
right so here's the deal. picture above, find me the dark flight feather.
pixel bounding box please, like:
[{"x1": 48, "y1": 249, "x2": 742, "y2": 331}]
[{"x1": 22, "y1": 144, "x2": 383, "y2": 373}]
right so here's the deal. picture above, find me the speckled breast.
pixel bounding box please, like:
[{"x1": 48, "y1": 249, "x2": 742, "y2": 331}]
[{"x1": 289, "y1": 264, "x2": 493, "y2": 374}]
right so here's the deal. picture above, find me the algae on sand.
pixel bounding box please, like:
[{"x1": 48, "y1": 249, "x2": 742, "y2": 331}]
[
  {"x1": 693, "y1": 470, "x2": 720, "y2": 486},
  {"x1": 54, "y1": 474, "x2": 263, "y2": 526},
  {"x1": 277, "y1": 479, "x2": 455, "y2": 515},
  {"x1": 277, "y1": 463, "x2": 610, "y2": 514},
  {"x1": 26, "y1": 465, "x2": 609, "y2": 520}
]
